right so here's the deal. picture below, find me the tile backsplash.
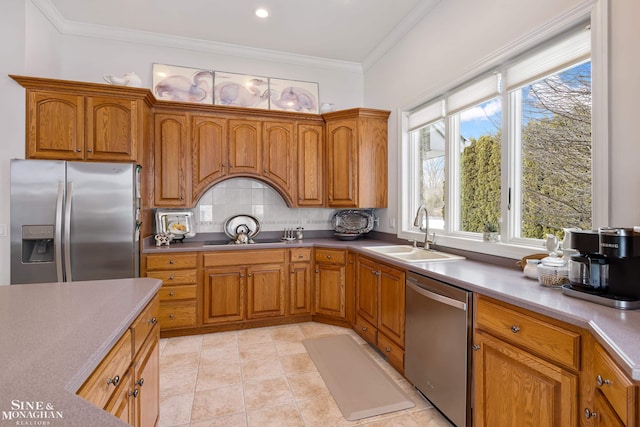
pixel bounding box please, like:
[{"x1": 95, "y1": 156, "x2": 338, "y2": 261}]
[{"x1": 194, "y1": 178, "x2": 337, "y2": 233}]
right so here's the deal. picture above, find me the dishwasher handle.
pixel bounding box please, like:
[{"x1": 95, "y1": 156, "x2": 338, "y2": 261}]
[{"x1": 406, "y1": 280, "x2": 467, "y2": 311}]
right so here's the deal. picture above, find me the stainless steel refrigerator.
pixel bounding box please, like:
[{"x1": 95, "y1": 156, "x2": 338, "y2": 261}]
[{"x1": 10, "y1": 159, "x2": 140, "y2": 284}]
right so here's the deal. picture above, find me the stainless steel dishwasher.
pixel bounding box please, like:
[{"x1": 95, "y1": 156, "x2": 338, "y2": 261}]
[{"x1": 405, "y1": 271, "x2": 472, "y2": 427}]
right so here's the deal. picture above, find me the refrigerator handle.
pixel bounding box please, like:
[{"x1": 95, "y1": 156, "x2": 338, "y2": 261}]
[
  {"x1": 55, "y1": 182, "x2": 65, "y2": 282},
  {"x1": 64, "y1": 182, "x2": 73, "y2": 282}
]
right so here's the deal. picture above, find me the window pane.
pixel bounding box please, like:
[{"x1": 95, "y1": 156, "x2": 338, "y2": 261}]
[
  {"x1": 518, "y1": 61, "x2": 592, "y2": 239},
  {"x1": 412, "y1": 120, "x2": 445, "y2": 230},
  {"x1": 458, "y1": 97, "x2": 502, "y2": 233}
]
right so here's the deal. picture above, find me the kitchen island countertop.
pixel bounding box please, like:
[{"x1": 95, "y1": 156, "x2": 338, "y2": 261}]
[
  {"x1": 0, "y1": 277, "x2": 162, "y2": 427},
  {"x1": 143, "y1": 237, "x2": 640, "y2": 380}
]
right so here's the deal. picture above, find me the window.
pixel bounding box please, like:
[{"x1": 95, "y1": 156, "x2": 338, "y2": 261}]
[{"x1": 402, "y1": 18, "x2": 602, "y2": 257}]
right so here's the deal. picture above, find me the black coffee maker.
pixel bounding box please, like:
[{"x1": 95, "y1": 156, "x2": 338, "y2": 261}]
[{"x1": 563, "y1": 227, "x2": 640, "y2": 309}]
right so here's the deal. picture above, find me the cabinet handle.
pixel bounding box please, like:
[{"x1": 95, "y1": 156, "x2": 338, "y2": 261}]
[
  {"x1": 510, "y1": 325, "x2": 520, "y2": 333},
  {"x1": 169, "y1": 314, "x2": 174, "y2": 319},
  {"x1": 385, "y1": 347, "x2": 391, "y2": 353},
  {"x1": 107, "y1": 375, "x2": 120, "y2": 387},
  {"x1": 327, "y1": 255, "x2": 332, "y2": 259},
  {"x1": 169, "y1": 275, "x2": 174, "y2": 280},
  {"x1": 472, "y1": 344, "x2": 480, "y2": 351},
  {"x1": 135, "y1": 378, "x2": 144, "y2": 387},
  {"x1": 584, "y1": 408, "x2": 597, "y2": 419},
  {"x1": 169, "y1": 260, "x2": 174, "y2": 265},
  {"x1": 248, "y1": 273, "x2": 252, "y2": 277},
  {"x1": 87, "y1": 148, "x2": 93, "y2": 153},
  {"x1": 169, "y1": 291, "x2": 175, "y2": 296},
  {"x1": 264, "y1": 169, "x2": 268, "y2": 173},
  {"x1": 315, "y1": 270, "x2": 319, "y2": 273},
  {"x1": 76, "y1": 148, "x2": 82, "y2": 152},
  {"x1": 361, "y1": 326, "x2": 367, "y2": 332},
  {"x1": 148, "y1": 317, "x2": 157, "y2": 324},
  {"x1": 596, "y1": 375, "x2": 611, "y2": 387},
  {"x1": 129, "y1": 388, "x2": 139, "y2": 398},
  {"x1": 229, "y1": 163, "x2": 234, "y2": 168},
  {"x1": 298, "y1": 255, "x2": 304, "y2": 258}
]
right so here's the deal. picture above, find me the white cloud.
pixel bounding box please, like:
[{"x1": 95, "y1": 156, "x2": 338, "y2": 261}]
[{"x1": 460, "y1": 99, "x2": 502, "y2": 122}]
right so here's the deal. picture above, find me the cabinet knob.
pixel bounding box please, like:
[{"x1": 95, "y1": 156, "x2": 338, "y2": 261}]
[
  {"x1": 169, "y1": 260, "x2": 174, "y2": 264},
  {"x1": 361, "y1": 326, "x2": 367, "y2": 332},
  {"x1": 107, "y1": 375, "x2": 120, "y2": 387},
  {"x1": 130, "y1": 388, "x2": 139, "y2": 398},
  {"x1": 385, "y1": 347, "x2": 391, "y2": 353},
  {"x1": 148, "y1": 317, "x2": 157, "y2": 324},
  {"x1": 169, "y1": 314, "x2": 174, "y2": 319},
  {"x1": 169, "y1": 275, "x2": 174, "y2": 280},
  {"x1": 510, "y1": 325, "x2": 520, "y2": 333},
  {"x1": 315, "y1": 270, "x2": 319, "y2": 273},
  {"x1": 472, "y1": 344, "x2": 480, "y2": 351},
  {"x1": 298, "y1": 255, "x2": 304, "y2": 258},
  {"x1": 596, "y1": 375, "x2": 611, "y2": 387},
  {"x1": 87, "y1": 148, "x2": 93, "y2": 153},
  {"x1": 327, "y1": 255, "x2": 332, "y2": 259},
  {"x1": 584, "y1": 408, "x2": 597, "y2": 419},
  {"x1": 76, "y1": 148, "x2": 82, "y2": 152},
  {"x1": 248, "y1": 273, "x2": 253, "y2": 277},
  {"x1": 169, "y1": 291, "x2": 175, "y2": 296},
  {"x1": 135, "y1": 378, "x2": 144, "y2": 387},
  {"x1": 264, "y1": 169, "x2": 268, "y2": 173}
]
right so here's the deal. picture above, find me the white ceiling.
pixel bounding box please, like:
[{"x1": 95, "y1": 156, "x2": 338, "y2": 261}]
[{"x1": 37, "y1": 0, "x2": 440, "y2": 66}]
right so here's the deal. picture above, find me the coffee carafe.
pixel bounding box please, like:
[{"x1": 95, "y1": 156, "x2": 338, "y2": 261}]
[{"x1": 567, "y1": 230, "x2": 609, "y2": 292}]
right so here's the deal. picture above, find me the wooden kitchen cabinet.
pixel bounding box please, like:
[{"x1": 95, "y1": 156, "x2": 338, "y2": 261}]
[
  {"x1": 228, "y1": 119, "x2": 262, "y2": 175},
  {"x1": 78, "y1": 296, "x2": 160, "y2": 427},
  {"x1": 314, "y1": 248, "x2": 347, "y2": 321},
  {"x1": 324, "y1": 108, "x2": 390, "y2": 208},
  {"x1": 202, "y1": 249, "x2": 286, "y2": 325},
  {"x1": 354, "y1": 255, "x2": 405, "y2": 372},
  {"x1": 191, "y1": 114, "x2": 227, "y2": 202},
  {"x1": 263, "y1": 121, "x2": 295, "y2": 199},
  {"x1": 473, "y1": 295, "x2": 582, "y2": 427},
  {"x1": 154, "y1": 112, "x2": 190, "y2": 206},
  {"x1": 296, "y1": 123, "x2": 324, "y2": 206},
  {"x1": 586, "y1": 343, "x2": 638, "y2": 426},
  {"x1": 12, "y1": 76, "x2": 148, "y2": 163},
  {"x1": 143, "y1": 253, "x2": 198, "y2": 330},
  {"x1": 289, "y1": 248, "x2": 313, "y2": 315}
]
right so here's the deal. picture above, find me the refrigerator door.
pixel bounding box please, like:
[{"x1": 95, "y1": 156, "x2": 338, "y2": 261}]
[
  {"x1": 10, "y1": 159, "x2": 66, "y2": 284},
  {"x1": 66, "y1": 162, "x2": 138, "y2": 281}
]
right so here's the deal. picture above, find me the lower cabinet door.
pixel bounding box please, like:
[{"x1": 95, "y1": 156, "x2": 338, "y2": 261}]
[
  {"x1": 105, "y1": 368, "x2": 134, "y2": 425},
  {"x1": 314, "y1": 263, "x2": 346, "y2": 319},
  {"x1": 204, "y1": 267, "x2": 245, "y2": 324},
  {"x1": 474, "y1": 330, "x2": 579, "y2": 427},
  {"x1": 134, "y1": 328, "x2": 160, "y2": 427},
  {"x1": 594, "y1": 390, "x2": 626, "y2": 427},
  {"x1": 289, "y1": 262, "x2": 312, "y2": 315},
  {"x1": 247, "y1": 263, "x2": 286, "y2": 319}
]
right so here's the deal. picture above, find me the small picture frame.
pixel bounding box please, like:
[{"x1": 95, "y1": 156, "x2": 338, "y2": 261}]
[
  {"x1": 268, "y1": 78, "x2": 319, "y2": 114},
  {"x1": 214, "y1": 71, "x2": 270, "y2": 109},
  {"x1": 152, "y1": 63, "x2": 213, "y2": 104}
]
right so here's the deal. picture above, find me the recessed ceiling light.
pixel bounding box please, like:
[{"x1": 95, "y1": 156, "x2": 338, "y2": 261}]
[{"x1": 254, "y1": 8, "x2": 269, "y2": 18}]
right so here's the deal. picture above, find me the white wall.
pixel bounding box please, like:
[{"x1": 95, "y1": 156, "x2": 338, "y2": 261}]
[
  {"x1": 365, "y1": 0, "x2": 640, "y2": 233},
  {"x1": 0, "y1": 1, "x2": 28, "y2": 285}
]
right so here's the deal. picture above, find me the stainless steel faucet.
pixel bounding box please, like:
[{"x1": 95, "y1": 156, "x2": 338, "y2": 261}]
[{"x1": 413, "y1": 205, "x2": 431, "y2": 249}]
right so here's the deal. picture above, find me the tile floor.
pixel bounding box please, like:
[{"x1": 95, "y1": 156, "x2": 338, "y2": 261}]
[{"x1": 158, "y1": 322, "x2": 454, "y2": 427}]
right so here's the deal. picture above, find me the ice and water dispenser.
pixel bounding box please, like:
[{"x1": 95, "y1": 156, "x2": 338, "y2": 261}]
[{"x1": 21, "y1": 225, "x2": 55, "y2": 263}]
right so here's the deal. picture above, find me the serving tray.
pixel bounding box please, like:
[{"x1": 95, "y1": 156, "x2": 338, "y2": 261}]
[{"x1": 332, "y1": 209, "x2": 374, "y2": 234}]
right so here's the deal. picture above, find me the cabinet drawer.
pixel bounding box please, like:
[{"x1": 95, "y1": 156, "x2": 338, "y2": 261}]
[
  {"x1": 355, "y1": 315, "x2": 377, "y2": 345},
  {"x1": 593, "y1": 343, "x2": 636, "y2": 425},
  {"x1": 476, "y1": 297, "x2": 581, "y2": 370},
  {"x1": 146, "y1": 253, "x2": 197, "y2": 270},
  {"x1": 315, "y1": 248, "x2": 346, "y2": 265},
  {"x1": 77, "y1": 329, "x2": 132, "y2": 409},
  {"x1": 130, "y1": 296, "x2": 159, "y2": 356},
  {"x1": 290, "y1": 248, "x2": 312, "y2": 262},
  {"x1": 377, "y1": 332, "x2": 404, "y2": 374},
  {"x1": 146, "y1": 269, "x2": 197, "y2": 285},
  {"x1": 203, "y1": 249, "x2": 285, "y2": 267},
  {"x1": 159, "y1": 284, "x2": 197, "y2": 301},
  {"x1": 159, "y1": 301, "x2": 197, "y2": 329}
]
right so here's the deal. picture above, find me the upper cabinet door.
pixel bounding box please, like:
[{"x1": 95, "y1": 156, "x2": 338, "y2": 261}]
[
  {"x1": 154, "y1": 112, "x2": 190, "y2": 207},
  {"x1": 86, "y1": 96, "x2": 138, "y2": 162},
  {"x1": 27, "y1": 90, "x2": 85, "y2": 160},
  {"x1": 228, "y1": 119, "x2": 261, "y2": 175},
  {"x1": 263, "y1": 121, "x2": 295, "y2": 200},
  {"x1": 326, "y1": 119, "x2": 358, "y2": 207},
  {"x1": 191, "y1": 114, "x2": 227, "y2": 203},
  {"x1": 296, "y1": 123, "x2": 324, "y2": 207}
]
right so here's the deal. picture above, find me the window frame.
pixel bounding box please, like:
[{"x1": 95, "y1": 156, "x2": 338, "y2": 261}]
[{"x1": 398, "y1": 0, "x2": 608, "y2": 259}]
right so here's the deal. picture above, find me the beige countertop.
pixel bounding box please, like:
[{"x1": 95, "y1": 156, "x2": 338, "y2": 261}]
[
  {"x1": 144, "y1": 237, "x2": 640, "y2": 380},
  {"x1": 0, "y1": 277, "x2": 162, "y2": 427}
]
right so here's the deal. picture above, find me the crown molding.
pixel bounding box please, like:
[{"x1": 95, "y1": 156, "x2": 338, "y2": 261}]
[
  {"x1": 30, "y1": 0, "x2": 363, "y2": 74},
  {"x1": 362, "y1": 0, "x2": 442, "y2": 71}
]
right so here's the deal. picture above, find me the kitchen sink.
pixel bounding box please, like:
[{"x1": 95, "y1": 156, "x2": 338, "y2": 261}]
[{"x1": 362, "y1": 245, "x2": 464, "y2": 262}]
